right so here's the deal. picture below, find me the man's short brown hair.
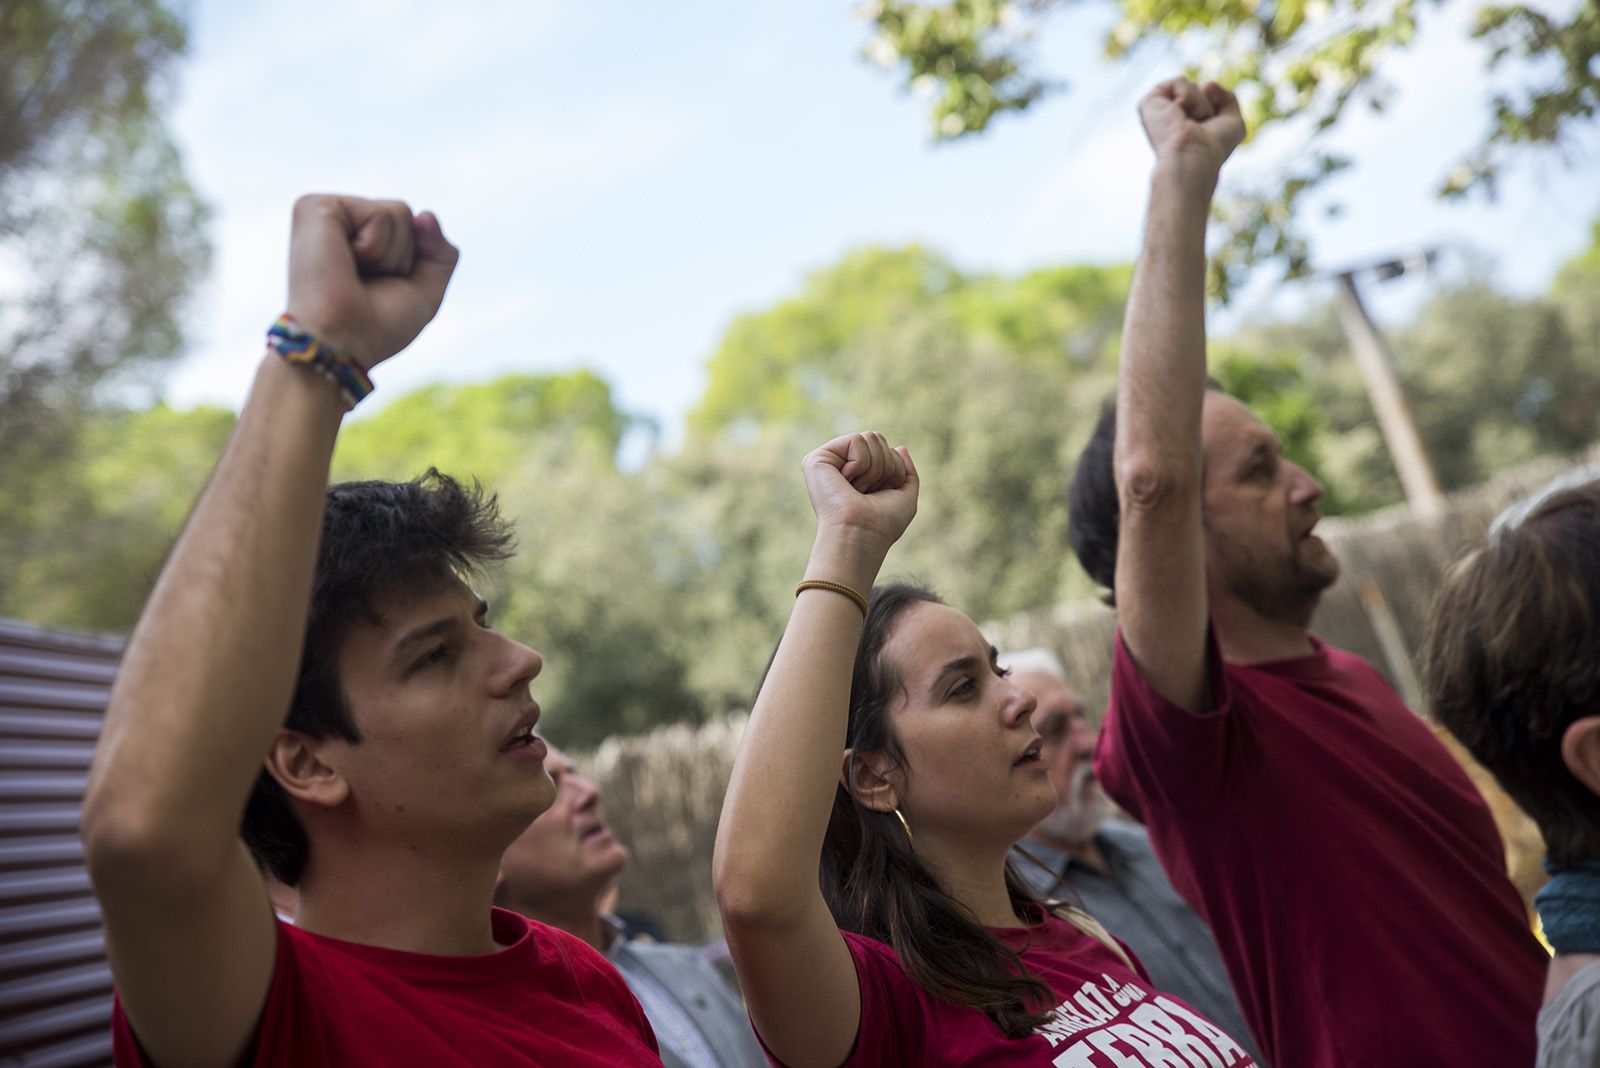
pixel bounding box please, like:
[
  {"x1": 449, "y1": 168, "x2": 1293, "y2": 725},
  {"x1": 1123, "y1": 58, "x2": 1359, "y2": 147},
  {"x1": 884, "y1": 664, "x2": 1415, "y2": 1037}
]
[{"x1": 1423, "y1": 477, "x2": 1600, "y2": 866}]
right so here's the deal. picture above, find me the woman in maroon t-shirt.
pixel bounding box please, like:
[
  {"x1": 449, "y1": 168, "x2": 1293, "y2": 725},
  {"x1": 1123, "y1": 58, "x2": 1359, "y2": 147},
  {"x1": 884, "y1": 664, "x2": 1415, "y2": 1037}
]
[{"x1": 712, "y1": 432, "x2": 1255, "y2": 1068}]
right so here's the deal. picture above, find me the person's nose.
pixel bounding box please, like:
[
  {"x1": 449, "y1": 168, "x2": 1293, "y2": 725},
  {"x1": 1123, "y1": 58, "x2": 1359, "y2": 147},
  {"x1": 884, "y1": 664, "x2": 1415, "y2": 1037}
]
[
  {"x1": 1286, "y1": 459, "x2": 1325, "y2": 507},
  {"x1": 492, "y1": 635, "x2": 543, "y2": 697},
  {"x1": 1004, "y1": 681, "x2": 1038, "y2": 728},
  {"x1": 568, "y1": 772, "x2": 602, "y2": 812},
  {"x1": 1069, "y1": 717, "x2": 1098, "y2": 760}
]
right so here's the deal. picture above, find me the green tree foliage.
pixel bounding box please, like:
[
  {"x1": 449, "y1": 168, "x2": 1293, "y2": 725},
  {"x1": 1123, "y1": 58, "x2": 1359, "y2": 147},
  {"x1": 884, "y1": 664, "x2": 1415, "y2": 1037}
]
[
  {"x1": 1, "y1": 0, "x2": 210, "y2": 429},
  {"x1": 823, "y1": 316, "x2": 1090, "y2": 619},
  {"x1": 950, "y1": 263, "x2": 1131, "y2": 363},
  {"x1": 1550, "y1": 219, "x2": 1600, "y2": 381},
  {"x1": 860, "y1": 0, "x2": 1600, "y2": 297},
  {"x1": 692, "y1": 245, "x2": 1128, "y2": 433},
  {"x1": 0, "y1": 0, "x2": 210, "y2": 612},
  {"x1": 688, "y1": 244, "x2": 1132, "y2": 625},
  {"x1": 655, "y1": 427, "x2": 820, "y2": 710},
  {"x1": 692, "y1": 246, "x2": 966, "y2": 432},
  {"x1": 3, "y1": 403, "x2": 236, "y2": 630},
  {"x1": 331, "y1": 370, "x2": 637, "y2": 486},
  {"x1": 1400, "y1": 281, "x2": 1599, "y2": 487}
]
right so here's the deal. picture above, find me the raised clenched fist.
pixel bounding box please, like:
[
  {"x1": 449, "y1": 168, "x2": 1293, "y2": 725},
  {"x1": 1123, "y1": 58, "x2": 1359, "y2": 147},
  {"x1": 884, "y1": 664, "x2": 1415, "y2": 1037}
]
[
  {"x1": 285, "y1": 194, "x2": 461, "y2": 371},
  {"x1": 801, "y1": 432, "x2": 919, "y2": 555},
  {"x1": 1139, "y1": 78, "x2": 1246, "y2": 183}
]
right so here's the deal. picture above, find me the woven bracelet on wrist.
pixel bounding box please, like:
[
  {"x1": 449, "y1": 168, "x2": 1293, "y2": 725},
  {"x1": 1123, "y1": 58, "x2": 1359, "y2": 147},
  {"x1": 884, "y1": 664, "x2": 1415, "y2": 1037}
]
[
  {"x1": 267, "y1": 313, "x2": 374, "y2": 409},
  {"x1": 795, "y1": 579, "x2": 869, "y2": 618}
]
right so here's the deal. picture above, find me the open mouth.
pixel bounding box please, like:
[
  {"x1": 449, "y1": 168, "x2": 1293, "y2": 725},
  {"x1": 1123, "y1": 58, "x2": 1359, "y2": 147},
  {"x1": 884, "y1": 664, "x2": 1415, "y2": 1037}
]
[
  {"x1": 501, "y1": 727, "x2": 538, "y2": 751},
  {"x1": 1013, "y1": 739, "x2": 1043, "y2": 767},
  {"x1": 499, "y1": 705, "x2": 543, "y2": 752},
  {"x1": 500, "y1": 721, "x2": 544, "y2": 754}
]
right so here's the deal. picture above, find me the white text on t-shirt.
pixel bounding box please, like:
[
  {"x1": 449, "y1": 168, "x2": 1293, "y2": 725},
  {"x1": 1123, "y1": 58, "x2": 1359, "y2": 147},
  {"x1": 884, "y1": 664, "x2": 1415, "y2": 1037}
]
[{"x1": 1033, "y1": 976, "x2": 1250, "y2": 1068}]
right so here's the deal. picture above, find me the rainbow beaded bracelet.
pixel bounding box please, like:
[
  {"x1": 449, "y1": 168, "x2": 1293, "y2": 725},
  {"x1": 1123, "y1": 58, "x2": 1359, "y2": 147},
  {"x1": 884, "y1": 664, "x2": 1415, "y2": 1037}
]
[{"x1": 266, "y1": 314, "x2": 374, "y2": 409}]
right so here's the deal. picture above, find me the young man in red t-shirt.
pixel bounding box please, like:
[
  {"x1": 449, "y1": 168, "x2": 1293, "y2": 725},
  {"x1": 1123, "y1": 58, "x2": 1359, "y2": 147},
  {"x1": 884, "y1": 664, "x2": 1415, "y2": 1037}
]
[
  {"x1": 82, "y1": 195, "x2": 660, "y2": 1067},
  {"x1": 1065, "y1": 81, "x2": 1547, "y2": 1065}
]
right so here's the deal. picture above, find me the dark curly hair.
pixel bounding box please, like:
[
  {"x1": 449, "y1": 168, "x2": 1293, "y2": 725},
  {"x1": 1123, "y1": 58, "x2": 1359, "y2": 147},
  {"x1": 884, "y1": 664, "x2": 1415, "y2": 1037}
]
[{"x1": 241, "y1": 469, "x2": 515, "y2": 885}]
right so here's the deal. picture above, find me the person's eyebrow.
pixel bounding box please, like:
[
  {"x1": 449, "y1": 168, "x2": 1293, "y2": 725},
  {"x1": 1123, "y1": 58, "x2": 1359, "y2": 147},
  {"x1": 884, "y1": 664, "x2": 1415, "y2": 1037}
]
[
  {"x1": 391, "y1": 615, "x2": 459, "y2": 671},
  {"x1": 930, "y1": 654, "x2": 981, "y2": 699},
  {"x1": 1237, "y1": 440, "x2": 1273, "y2": 476}
]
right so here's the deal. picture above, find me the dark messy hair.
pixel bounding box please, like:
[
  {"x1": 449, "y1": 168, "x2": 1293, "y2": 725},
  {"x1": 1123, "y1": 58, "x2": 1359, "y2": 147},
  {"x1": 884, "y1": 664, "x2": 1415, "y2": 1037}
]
[
  {"x1": 1067, "y1": 384, "x2": 1226, "y2": 604},
  {"x1": 1424, "y1": 480, "x2": 1600, "y2": 867},
  {"x1": 241, "y1": 469, "x2": 516, "y2": 886},
  {"x1": 1067, "y1": 401, "x2": 1121, "y2": 602},
  {"x1": 819, "y1": 582, "x2": 1059, "y2": 1038}
]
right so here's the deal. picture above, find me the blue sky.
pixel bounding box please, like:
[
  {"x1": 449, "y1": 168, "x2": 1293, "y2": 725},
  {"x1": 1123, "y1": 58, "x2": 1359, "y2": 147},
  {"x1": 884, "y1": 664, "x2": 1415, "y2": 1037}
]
[{"x1": 162, "y1": 0, "x2": 1598, "y2": 437}]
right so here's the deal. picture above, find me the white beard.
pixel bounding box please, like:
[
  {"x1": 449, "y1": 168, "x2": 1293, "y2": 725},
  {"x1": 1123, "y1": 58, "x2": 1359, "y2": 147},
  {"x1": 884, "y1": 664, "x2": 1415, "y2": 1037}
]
[{"x1": 1035, "y1": 764, "x2": 1113, "y2": 845}]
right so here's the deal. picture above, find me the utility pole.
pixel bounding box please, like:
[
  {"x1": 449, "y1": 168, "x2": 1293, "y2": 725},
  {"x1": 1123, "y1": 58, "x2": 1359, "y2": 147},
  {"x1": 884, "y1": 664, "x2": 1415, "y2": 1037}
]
[{"x1": 1322, "y1": 253, "x2": 1447, "y2": 521}]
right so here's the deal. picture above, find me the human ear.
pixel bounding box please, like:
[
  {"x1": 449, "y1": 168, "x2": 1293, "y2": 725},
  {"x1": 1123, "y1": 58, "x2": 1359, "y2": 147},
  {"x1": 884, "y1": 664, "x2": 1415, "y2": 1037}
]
[
  {"x1": 264, "y1": 730, "x2": 350, "y2": 809},
  {"x1": 840, "y1": 748, "x2": 901, "y2": 814},
  {"x1": 1560, "y1": 717, "x2": 1600, "y2": 798}
]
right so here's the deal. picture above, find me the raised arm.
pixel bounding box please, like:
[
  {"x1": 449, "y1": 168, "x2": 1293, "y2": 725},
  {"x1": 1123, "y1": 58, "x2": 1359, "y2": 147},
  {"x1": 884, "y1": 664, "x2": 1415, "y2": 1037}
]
[
  {"x1": 714, "y1": 432, "x2": 917, "y2": 1068},
  {"x1": 1113, "y1": 80, "x2": 1244, "y2": 713},
  {"x1": 80, "y1": 195, "x2": 458, "y2": 1068}
]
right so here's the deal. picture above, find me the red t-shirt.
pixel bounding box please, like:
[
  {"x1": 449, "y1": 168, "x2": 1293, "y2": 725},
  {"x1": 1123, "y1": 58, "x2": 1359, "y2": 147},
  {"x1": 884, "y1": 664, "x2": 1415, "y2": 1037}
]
[
  {"x1": 111, "y1": 907, "x2": 661, "y2": 1066},
  {"x1": 1097, "y1": 630, "x2": 1546, "y2": 1067},
  {"x1": 763, "y1": 913, "x2": 1257, "y2": 1067}
]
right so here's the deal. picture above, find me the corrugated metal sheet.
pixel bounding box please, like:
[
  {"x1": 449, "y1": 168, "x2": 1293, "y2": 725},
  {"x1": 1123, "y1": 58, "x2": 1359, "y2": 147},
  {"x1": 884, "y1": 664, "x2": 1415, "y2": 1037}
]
[{"x1": 0, "y1": 619, "x2": 123, "y2": 1068}]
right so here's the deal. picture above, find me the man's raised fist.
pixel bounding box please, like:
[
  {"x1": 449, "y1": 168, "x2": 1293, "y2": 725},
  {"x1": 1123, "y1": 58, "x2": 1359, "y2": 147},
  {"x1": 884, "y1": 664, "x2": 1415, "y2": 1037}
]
[{"x1": 285, "y1": 194, "x2": 460, "y2": 371}]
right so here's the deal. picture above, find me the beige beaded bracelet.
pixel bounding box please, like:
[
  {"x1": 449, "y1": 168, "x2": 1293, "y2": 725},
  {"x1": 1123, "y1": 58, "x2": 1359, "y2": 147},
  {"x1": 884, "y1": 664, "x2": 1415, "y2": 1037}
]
[{"x1": 795, "y1": 579, "x2": 869, "y2": 617}]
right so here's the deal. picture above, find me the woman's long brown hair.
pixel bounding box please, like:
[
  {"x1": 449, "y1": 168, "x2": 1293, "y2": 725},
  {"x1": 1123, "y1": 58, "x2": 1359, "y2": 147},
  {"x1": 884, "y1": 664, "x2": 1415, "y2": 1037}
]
[{"x1": 818, "y1": 583, "x2": 1059, "y2": 1038}]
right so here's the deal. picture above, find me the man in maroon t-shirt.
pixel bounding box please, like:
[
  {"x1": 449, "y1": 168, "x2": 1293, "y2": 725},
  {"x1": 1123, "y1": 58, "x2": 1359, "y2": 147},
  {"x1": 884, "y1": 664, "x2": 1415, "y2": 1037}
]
[
  {"x1": 1064, "y1": 80, "x2": 1546, "y2": 1066},
  {"x1": 82, "y1": 195, "x2": 660, "y2": 1066}
]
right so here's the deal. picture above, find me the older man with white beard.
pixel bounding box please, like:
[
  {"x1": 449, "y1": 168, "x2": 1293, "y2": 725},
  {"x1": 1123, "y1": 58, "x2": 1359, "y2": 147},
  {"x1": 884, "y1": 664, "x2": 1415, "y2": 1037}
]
[{"x1": 1001, "y1": 649, "x2": 1264, "y2": 1065}]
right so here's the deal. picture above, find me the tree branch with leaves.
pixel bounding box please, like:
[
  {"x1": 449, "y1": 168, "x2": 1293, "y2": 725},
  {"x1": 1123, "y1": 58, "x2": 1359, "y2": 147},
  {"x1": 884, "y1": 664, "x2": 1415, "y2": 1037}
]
[{"x1": 859, "y1": 0, "x2": 1599, "y2": 298}]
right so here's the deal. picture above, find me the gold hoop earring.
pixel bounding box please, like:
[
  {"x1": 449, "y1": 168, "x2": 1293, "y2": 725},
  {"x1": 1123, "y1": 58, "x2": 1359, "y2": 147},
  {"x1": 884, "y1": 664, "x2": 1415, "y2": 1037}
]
[{"x1": 892, "y1": 807, "x2": 913, "y2": 844}]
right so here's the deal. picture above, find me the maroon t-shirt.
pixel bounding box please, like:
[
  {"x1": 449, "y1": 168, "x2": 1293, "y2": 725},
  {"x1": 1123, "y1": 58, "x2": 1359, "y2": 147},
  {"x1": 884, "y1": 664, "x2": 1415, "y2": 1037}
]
[
  {"x1": 1097, "y1": 630, "x2": 1546, "y2": 1067},
  {"x1": 112, "y1": 907, "x2": 661, "y2": 1066},
  {"x1": 762, "y1": 913, "x2": 1257, "y2": 1066}
]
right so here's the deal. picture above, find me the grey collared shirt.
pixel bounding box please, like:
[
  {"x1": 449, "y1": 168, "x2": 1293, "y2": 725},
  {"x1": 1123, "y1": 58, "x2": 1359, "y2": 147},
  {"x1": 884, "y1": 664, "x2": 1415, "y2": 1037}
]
[
  {"x1": 604, "y1": 919, "x2": 765, "y2": 1068},
  {"x1": 1013, "y1": 819, "x2": 1266, "y2": 1065},
  {"x1": 1539, "y1": 958, "x2": 1600, "y2": 1068}
]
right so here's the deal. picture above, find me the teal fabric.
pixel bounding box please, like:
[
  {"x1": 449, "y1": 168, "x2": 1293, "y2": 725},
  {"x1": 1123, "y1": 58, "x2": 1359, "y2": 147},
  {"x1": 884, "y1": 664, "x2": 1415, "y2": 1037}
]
[{"x1": 1538, "y1": 860, "x2": 1600, "y2": 955}]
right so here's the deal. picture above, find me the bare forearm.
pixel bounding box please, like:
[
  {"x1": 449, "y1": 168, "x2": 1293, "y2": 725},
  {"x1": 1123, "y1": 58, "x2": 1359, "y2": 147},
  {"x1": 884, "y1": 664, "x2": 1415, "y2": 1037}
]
[
  {"x1": 1112, "y1": 156, "x2": 1226, "y2": 713},
  {"x1": 85, "y1": 355, "x2": 344, "y2": 857},
  {"x1": 1116, "y1": 165, "x2": 1214, "y2": 476},
  {"x1": 714, "y1": 532, "x2": 885, "y2": 921}
]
